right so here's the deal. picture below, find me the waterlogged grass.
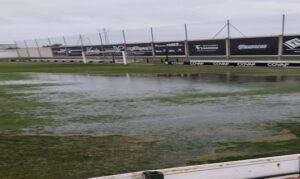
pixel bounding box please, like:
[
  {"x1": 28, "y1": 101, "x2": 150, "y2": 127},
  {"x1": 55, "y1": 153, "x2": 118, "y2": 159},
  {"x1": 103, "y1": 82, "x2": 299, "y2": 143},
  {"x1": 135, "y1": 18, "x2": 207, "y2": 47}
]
[
  {"x1": 188, "y1": 121, "x2": 300, "y2": 165},
  {"x1": 0, "y1": 135, "x2": 179, "y2": 179},
  {"x1": 150, "y1": 85, "x2": 300, "y2": 104},
  {"x1": 1, "y1": 69, "x2": 300, "y2": 178},
  {"x1": 0, "y1": 73, "x2": 29, "y2": 80},
  {"x1": 0, "y1": 84, "x2": 55, "y2": 132},
  {"x1": 0, "y1": 62, "x2": 300, "y2": 74},
  {"x1": 70, "y1": 115, "x2": 128, "y2": 123}
]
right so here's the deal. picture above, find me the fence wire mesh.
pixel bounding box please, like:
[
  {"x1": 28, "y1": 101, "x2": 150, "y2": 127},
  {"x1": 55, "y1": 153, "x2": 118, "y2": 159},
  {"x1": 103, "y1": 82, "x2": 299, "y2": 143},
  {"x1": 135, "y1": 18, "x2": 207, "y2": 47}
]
[{"x1": 12, "y1": 14, "x2": 300, "y2": 60}]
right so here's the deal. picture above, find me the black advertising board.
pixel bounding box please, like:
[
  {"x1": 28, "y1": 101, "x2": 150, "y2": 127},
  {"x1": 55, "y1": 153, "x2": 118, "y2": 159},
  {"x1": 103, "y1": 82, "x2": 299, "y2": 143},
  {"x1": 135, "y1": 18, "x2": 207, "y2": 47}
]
[
  {"x1": 52, "y1": 47, "x2": 68, "y2": 56},
  {"x1": 84, "y1": 46, "x2": 101, "y2": 56},
  {"x1": 102, "y1": 44, "x2": 124, "y2": 56},
  {"x1": 52, "y1": 45, "x2": 126, "y2": 57},
  {"x1": 230, "y1": 37, "x2": 278, "y2": 55},
  {"x1": 52, "y1": 46, "x2": 83, "y2": 56},
  {"x1": 154, "y1": 41, "x2": 185, "y2": 56},
  {"x1": 126, "y1": 43, "x2": 153, "y2": 56},
  {"x1": 188, "y1": 39, "x2": 226, "y2": 56},
  {"x1": 283, "y1": 36, "x2": 300, "y2": 55}
]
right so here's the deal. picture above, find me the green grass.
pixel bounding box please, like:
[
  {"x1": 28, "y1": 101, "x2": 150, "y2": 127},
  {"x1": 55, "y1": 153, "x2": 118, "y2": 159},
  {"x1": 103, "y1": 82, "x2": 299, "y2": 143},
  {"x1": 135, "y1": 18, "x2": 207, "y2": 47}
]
[
  {"x1": 187, "y1": 122, "x2": 300, "y2": 165},
  {"x1": 0, "y1": 62, "x2": 300, "y2": 74},
  {"x1": 0, "y1": 135, "x2": 180, "y2": 179},
  {"x1": 0, "y1": 72, "x2": 29, "y2": 80},
  {"x1": 0, "y1": 84, "x2": 55, "y2": 132}
]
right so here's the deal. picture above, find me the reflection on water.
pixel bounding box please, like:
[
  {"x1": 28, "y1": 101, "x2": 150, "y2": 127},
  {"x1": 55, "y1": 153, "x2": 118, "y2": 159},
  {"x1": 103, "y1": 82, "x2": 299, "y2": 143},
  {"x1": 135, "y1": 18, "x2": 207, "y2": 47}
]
[
  {"x1": 4, "y1": 73, "x2": 300, "y2": 154},
  {"x1": 24, "y1": 73, "x2": 300, "y2": 99}
]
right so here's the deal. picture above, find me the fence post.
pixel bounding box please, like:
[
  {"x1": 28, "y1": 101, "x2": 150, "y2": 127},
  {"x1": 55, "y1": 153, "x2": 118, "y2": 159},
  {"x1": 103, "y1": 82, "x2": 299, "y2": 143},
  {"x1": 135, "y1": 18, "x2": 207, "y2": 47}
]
[
  {"x1": 98, "y1": 29, "x2": 105, "y2": 57},
  {"x1": 62, "y1": 36, "x2": 68, "y2": 56},
  {"x1": 225, "y1": 20, "x2": 231, "y2": 60},
  {"x1": 122, "y1": 30, "x2": 128, "y2": 63},
  {"x1": 24, "y1": 40, "x2": 30, "y2": 58},
  {"x1": 48, "y1": 38, "x2": 52, "y2": 46},
  {"x1": 150, "y1": 27, "x2": 156, "y2": 58},
  {"x1": 184, "y1": 24, "x2": 189, "y2": 61},
  {"x1": 79, "y1": 34, "x2": 87, "y2": 64},
  {"x1": 14, "y1": 41, "x2": 21, "y2": 58},
  {"x1": 278, "y1": 14, "x2": 285, "y2": 61},
  {"x1": 35, "y1": 39, "x2": 42, "y2": 58}
]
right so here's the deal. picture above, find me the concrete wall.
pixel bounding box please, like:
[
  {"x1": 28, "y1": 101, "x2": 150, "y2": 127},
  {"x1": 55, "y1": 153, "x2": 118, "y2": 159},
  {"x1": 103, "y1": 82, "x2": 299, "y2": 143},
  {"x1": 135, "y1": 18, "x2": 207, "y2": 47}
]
[
  {"x1": 0, "y1": 49, "x2": 18, "y2": 58},
  {"x1": 0, "y1": 47, "x2": 53, "y2": 58},
  {"x1": 17, "y1": 47, "x2": 53, "y2": 58}
]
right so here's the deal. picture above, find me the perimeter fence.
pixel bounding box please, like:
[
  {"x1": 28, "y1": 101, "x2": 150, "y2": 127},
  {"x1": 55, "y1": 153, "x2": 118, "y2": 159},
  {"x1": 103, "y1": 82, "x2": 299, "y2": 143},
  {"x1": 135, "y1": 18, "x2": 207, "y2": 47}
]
[{"x1": 11, "y1": 14, "x2": 300, "y2": 62}]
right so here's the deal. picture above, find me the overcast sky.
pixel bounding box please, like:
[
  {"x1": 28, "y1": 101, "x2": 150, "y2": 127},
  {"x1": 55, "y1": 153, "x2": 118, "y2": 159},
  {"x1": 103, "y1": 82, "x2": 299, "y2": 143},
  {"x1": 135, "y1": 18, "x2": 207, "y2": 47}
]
[{"x1": 1, "y1": 0, "x2": 300, "y2": 44}]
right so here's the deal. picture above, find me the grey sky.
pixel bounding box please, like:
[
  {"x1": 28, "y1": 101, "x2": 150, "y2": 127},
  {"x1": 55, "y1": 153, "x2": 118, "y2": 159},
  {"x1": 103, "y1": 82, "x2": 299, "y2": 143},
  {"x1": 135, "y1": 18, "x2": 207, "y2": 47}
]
[{"x1": 1, "y1": 0, "x2": 300, "y2": 44}]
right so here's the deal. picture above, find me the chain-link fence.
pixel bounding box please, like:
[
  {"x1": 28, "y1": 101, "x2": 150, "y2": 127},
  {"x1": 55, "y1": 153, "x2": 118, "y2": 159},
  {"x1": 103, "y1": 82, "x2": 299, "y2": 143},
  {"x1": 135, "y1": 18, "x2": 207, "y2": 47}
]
[{"x1": 11, "y1": 14, "x2": 300, "y2": 62}]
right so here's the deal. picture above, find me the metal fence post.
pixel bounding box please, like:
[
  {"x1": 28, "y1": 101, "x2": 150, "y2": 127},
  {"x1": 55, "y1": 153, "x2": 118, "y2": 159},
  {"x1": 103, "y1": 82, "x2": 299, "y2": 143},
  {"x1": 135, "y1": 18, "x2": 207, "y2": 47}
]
[
  {"x1": 48, "y1": 38, "x2": 52, "y2": 46},
  {"x1": 122, "y1": 30, "x2": 128, "y2": 62},
  {"x1": 79, "y1": 34, "x2": 87, "y2": 64},
  {"x1": 184, "y1": 24, "x2": 189, "y2": 60},
  {"x1": 35, "y1": 39, "x2": 42, "y2": 57},
  {"x1": 150, "y1": 27, "x2": 156, "y2": 58},
  {"x1": 98, "y1": 29, "x2": 105, "y2": 57},
  {"x1": 62, "y1": 36, "x2": 68, "y2": 56},
  {"x1": 278, "y1": 14, "x2": 285, "y2": 61},
  {"x1": 226, "y1": 20, "x2": 231, "y2": 60},
  {"x1": 24, "y1": 40, "x2": 30, "y2": 58},
  {"x1": 14, "y1": 41, "x2": 21, "y2": 58}
]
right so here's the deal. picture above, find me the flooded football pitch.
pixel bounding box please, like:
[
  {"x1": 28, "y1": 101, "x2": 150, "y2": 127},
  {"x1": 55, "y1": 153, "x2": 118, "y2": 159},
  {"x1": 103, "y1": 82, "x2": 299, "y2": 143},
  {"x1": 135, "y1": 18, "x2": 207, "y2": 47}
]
[{"x1": 1, "y1": 72, "x2": 300, "y2": 178}]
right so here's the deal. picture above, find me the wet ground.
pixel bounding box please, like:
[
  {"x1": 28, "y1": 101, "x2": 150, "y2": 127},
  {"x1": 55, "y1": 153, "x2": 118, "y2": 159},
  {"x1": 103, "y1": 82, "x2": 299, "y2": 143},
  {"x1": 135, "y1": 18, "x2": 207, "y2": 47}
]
[
  {"x1": 1, "y1": 72, "x2": 300, "y2": 178},
  {"x1": 3, "y1": 73, "x2": 299, "y2": 140}
]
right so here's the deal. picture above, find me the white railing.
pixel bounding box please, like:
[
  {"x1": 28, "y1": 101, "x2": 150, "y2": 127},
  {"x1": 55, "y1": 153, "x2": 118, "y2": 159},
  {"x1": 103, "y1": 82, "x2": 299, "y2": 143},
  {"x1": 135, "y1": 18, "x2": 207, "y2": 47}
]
[{"x1": 90, "y1": 154, "x2": 300, "y2": 179}]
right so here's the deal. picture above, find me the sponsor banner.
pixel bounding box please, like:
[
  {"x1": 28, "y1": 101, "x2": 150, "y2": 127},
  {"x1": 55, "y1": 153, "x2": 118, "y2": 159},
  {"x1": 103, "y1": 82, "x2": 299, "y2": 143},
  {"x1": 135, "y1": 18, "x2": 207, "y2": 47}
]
[
  {"x1": 52, "y1": 47, "x2": 68, "y2": 56},
  {"x1": 189, "y1": 60, "x2": 300, "y2": 67},
  {"x1": 283, "y1": 36, "x2": 300, "y2": 55},
  {"x1": 84, "y1": 46, "x2": 102, "y2": 56},
  {"x1": 126, "y1": 43, "x2": 153, "y2": 56},
  {"x1": 52, "y1": 45, "x2": 125, "y2": 56},
  {"x1": 188, "y1": 40, "x2": 226, "y2": 56},
  {"x1": 154, "y1": 41, "x2": 185, "y2": 56},
  {"x1": 102, "y1": 44, "x2": 124, "y2": 56},
  {"x1": 230, "y1": 37, "x2": 278, "y2": 55}
]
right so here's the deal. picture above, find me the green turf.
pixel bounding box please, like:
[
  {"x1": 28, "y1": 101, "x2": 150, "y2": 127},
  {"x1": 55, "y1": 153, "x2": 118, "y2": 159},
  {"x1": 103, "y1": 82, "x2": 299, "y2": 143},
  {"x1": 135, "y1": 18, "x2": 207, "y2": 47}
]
[{"x1": 187, "y1": 122, "x2": 300, "y2": 165}]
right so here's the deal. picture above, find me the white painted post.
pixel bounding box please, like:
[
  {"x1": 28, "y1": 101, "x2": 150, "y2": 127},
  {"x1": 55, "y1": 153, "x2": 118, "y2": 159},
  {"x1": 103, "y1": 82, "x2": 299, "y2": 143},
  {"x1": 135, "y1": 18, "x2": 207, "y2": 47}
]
[
  {"x1": 122, "y1": 51, "x2": 127, "y2": 65},
  {"x1": 122, "y1": 30, "x2": 128, "y2": 64},
  {"x1": 184, "y1": 24, "x2": 189, "y2": 60},
  {"x1": 150, "y1": 27, "x2": 156, "y2": 57},
  {"x1": 226, "y1": 20, "x2": 231, "y2": 60},
  {"x1": 278, "y1": 14, "x2": 286, "y2": 61},
  {"x1": 79, "y1": 34, "x2": 87, "y2": 64},
  {"x1": 24, "y1": 40, "x2": 30, "y2": 57}
]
